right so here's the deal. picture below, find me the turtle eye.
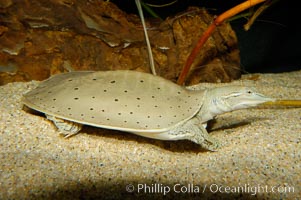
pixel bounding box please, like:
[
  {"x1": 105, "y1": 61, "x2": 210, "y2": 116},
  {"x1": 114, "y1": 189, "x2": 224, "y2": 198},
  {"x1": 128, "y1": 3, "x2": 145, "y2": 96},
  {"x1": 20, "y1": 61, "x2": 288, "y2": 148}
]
[{"x1": 247, "y1": 90, "x2": 252, "y2": 94}]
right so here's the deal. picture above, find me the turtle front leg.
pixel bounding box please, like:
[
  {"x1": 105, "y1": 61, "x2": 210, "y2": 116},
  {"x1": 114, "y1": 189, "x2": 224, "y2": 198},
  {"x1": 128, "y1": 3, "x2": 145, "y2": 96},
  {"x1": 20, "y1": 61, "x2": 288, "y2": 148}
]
[
  {"x1": 176, "y1": 118, "x2": 219, "y2": 151},
  {"x1": 191, "y1": 125, "x2": 220, "y2": 151},
  {"x1": 164, "y1": 118, "x2": 219, "y2": 151},
  {"x1": 134, "y1": 117, "x2": 219, "y2": 151},
  {"x1": 46, "y1": 114, "x2": 82, "y2": 138}
]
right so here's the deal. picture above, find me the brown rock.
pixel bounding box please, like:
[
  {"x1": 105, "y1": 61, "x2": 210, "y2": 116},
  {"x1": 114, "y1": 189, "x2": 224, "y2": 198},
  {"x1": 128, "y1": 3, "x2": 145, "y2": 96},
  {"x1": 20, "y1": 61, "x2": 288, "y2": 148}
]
[{"x1": 0, "y1": 0, "x2": 240, "y2": 85}]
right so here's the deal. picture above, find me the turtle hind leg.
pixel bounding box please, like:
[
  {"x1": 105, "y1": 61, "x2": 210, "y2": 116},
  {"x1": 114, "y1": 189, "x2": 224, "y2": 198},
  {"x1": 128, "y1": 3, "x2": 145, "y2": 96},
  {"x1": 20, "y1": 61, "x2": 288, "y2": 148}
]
[{"x1": 46, "y1": 114, "x2": 83, "y2": 138}]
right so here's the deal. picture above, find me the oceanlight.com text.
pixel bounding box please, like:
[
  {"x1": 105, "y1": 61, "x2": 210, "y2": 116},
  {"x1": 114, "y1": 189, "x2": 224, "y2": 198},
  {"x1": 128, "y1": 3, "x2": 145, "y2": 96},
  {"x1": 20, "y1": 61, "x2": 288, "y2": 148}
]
[{"x1": 125, "y1": 183, "x2": 295, "y2": 196}]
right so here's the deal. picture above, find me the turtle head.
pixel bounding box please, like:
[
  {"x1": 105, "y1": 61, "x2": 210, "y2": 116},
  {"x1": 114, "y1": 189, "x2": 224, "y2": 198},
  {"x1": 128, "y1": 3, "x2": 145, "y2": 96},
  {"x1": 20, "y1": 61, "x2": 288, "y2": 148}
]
[
  {"x1": 198, "y1": 86, "x2": 274, "y2": 122},
  {"x1": 213, "y1": 86, "x2": 274, "y2": 110}
]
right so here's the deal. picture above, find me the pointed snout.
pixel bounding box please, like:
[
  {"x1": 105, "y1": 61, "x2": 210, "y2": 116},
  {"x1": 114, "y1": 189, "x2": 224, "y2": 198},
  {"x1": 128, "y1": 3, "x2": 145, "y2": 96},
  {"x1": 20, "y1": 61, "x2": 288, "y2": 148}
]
[
  {"x1": 237, "y1": 91, "x2": 275, "y2": 109},
  {"x1": 218, "y1": 86, "x2": 275, "y2": 110},
  {"x1": 252, "y1": 93, "x2": 275, "y2": 104}
]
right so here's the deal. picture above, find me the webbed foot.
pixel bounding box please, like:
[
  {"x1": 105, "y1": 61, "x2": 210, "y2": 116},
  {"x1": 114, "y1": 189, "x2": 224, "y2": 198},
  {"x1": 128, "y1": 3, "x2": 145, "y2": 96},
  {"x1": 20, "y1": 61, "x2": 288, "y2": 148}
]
[{"x1": 46, "y1": 114, "x2": 82, "y2": 138}]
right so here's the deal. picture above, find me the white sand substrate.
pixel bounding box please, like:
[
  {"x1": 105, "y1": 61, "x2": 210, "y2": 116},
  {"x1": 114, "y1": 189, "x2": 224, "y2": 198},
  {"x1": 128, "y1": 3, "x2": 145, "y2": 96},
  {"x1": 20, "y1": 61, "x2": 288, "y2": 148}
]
[{"x1": 0, "y1": 70, "x2": 300, "y2": 199}]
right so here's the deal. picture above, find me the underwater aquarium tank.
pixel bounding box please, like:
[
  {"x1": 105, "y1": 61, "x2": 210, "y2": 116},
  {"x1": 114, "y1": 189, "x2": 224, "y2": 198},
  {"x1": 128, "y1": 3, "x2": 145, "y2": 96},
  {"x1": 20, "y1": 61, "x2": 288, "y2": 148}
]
[{"x1": 0, "y1": 0, "x2": 300, "y2": 199}]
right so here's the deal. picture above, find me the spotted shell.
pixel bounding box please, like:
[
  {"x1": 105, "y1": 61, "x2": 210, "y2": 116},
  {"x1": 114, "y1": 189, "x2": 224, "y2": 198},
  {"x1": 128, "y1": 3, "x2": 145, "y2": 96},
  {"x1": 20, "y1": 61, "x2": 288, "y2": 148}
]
[{"x1": 22, "y1": 70, "x2": 205, "y2": 132}]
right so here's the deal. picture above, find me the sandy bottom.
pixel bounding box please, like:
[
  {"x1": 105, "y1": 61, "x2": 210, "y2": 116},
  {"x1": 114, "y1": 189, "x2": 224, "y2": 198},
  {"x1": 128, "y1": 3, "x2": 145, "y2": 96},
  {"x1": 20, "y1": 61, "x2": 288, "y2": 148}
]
[{"x1": 0, "y1": 70, "x2": 300, "y2": 199}]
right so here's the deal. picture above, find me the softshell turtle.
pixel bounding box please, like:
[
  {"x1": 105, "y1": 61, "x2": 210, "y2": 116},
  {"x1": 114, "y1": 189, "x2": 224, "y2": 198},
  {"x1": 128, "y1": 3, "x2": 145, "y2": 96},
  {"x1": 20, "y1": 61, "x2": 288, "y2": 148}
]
[{"x1": 22, "y1": 70, "x2": 273, "y2": 150}]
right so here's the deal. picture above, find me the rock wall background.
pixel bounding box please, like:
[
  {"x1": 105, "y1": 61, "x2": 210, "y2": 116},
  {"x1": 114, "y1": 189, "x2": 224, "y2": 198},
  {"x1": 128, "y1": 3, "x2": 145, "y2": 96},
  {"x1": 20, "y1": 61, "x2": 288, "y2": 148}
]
[{"x1": 0, "y1": 0, "x2": 240, "y2": 85}]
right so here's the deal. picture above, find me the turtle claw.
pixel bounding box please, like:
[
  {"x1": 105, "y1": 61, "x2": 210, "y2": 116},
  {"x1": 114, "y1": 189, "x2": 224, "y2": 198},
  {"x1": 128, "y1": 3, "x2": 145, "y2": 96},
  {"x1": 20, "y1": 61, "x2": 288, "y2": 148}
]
[
  {"x1": 60, "y1": 131, "x2": 80, "y2": 138},
  {"x1": 198, "y1": 137, "x2": 220, "y2": 152}
]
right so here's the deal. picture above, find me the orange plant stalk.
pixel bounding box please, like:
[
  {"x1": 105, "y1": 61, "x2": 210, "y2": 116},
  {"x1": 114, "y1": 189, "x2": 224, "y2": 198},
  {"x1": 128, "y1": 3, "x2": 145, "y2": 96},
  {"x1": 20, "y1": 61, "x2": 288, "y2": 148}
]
[{"x1": 177, "y1": 0, "x2": 266, "y2": 85}]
